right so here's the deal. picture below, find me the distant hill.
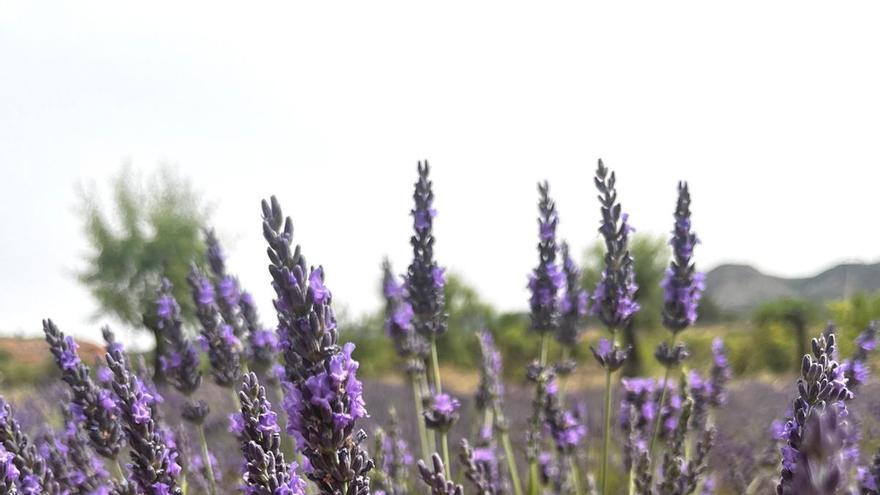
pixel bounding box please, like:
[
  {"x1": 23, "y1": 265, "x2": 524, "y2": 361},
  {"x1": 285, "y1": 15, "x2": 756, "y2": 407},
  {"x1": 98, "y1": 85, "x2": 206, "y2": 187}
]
[{"x1": 704, "y1": 262, "x2": 880, "y2": 315}]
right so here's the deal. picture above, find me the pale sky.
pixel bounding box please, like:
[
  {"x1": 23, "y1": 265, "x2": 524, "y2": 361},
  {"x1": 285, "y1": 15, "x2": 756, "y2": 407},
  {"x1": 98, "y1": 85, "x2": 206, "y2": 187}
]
[{"x1": 2, "y1": 1, "x2": 880, "y2": 344}]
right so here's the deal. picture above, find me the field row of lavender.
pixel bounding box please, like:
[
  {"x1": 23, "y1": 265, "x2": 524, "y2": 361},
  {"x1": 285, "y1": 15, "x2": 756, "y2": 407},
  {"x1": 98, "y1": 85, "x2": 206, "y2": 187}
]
[{"x1": 1, "y1": 161, "x2": 878, "y2": 494}]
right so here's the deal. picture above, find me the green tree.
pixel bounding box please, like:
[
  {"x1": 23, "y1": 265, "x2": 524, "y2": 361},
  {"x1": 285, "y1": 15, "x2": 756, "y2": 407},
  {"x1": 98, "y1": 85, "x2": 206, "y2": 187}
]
[
  {"x1": 752, "y1": 297, "x2": 822, "y2": 371},
  {"x1": 582, "y1": 234, "x2": 670, "y2": 376},
  {"x1": 78, "y1": 165, "x2": 208, "y2": 380}
]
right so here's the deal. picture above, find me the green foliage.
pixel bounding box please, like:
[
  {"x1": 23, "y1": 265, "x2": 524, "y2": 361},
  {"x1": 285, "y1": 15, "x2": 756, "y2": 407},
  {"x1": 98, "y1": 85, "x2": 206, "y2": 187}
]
[
  {"x1": 827, "y1": 291, "x2": 880, "y2": 357},
  {"x1": 78, "y1": 165, "x2": 209, "y2": 327},
  {"x1": 751, "y1": 297, "x2": 823, "y2": 371}
]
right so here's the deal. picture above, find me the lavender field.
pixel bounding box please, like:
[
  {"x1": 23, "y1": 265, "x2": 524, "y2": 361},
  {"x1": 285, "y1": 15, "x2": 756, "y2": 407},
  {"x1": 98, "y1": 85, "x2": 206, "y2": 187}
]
[{"x1": 0, "y1": 160, "x2": 878, "y2": 495}]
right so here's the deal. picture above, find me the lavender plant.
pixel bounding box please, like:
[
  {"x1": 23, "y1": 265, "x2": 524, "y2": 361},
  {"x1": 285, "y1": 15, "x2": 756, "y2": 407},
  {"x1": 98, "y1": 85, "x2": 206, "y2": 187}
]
[
  {"x1": 590, "y1": 159, "x2": 638, "y2": 495},
  {"x1": 381, "y1": 259, "x2": 432, "y2": 463},
  {"x1": 776, "y1": 333, "x2": 852, "y2": 494},
  {"x1": 234, "y1": 372, "x2": 306, "y2": 495},
  {"x1": 0, "y1": 397, "x2": 60, "y2": 494},
  {"x1": 262, "y1": 195, "x2": 373, "y2": 494},
  {"x1": 650, "y1": 181, "x2": 703, "y2": 457},
  {"x1": 188, "y1": 264, "x2": 243, "y2": 389},
  {"x1": 104, "y1": 328, "x2": 183, "y2": 495}
]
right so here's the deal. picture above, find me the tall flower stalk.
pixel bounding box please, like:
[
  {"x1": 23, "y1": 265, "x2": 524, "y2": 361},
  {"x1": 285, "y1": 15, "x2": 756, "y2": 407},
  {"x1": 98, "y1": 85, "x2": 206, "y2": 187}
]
[
  {"x1": 262, "y1": 196, "x2": 373, "y2": 494},
  {"x1": 556, "y1": 241, "x2": 589, "y2": 403},
  {"x1": 147, "y1": 280, "x2": 215, "y2": 493},
  {"x1": 650, "y1": 181, "x2": 704, "y2": 457},
  {"x1": 382, "y1": 259, "x2": 432, "y2": 464},
  {"x1": 525, "y1": 181, "x2": 563, "y2": 495},
  {"x1": 104, "y1": 329, "x2": 182, "y2": 495},
  {"x1": 776, "y1": 333, "x2": 852, "y2": 493},
  {"x1": 590, "y1": 160, "x2": 639, "y2": 495},
  {"x1": 477, "y1": 330, "x2": 523, "y2": 495},
  {"x1": 405, "y1": 161, "x2": 453, "y2": 478},
  {"x1": 42, "y1": 319, "x2": 129, "y2": 491},
  {"x1": 234, "y1": 372, "x2": 306, "y2": 495}
]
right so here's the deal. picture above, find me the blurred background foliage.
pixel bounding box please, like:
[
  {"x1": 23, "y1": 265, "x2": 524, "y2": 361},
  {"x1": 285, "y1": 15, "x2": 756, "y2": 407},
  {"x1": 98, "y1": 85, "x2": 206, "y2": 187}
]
[{"x1": 77, "y1": 164, "x2": 209, "y2": 379}]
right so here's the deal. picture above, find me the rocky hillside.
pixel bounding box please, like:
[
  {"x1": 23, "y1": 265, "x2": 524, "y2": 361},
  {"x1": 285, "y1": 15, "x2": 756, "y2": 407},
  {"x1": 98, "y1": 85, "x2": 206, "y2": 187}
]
[{"x1": 704, "y1": 262, "x2": 880, "y2": 315}]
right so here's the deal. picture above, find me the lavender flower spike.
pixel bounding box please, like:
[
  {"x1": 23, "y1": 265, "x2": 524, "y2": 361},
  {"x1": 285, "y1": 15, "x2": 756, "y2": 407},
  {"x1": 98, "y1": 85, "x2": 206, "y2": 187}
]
[
  {"x1": 382, "y1": 258, "x2": 427, "y2": 372},
  {"x1": 0, "y1": 445, "x2": 18, "y2": 495},
  {"x1": 661, "y1": 181, "x2": 704, "y2": 333},
  {"x1": 842, "y1": 321, "x2": 877, "y2": 392},
  {"x1": 188, "y1": 263, "x2": 242, "y2": 387},
  {"x1": 591, "y1": 160, "x2": 640, "y2": 331},
  {"x1": 236, "y1": 372, "x2": 306, "y2": 495},
  {"x1": 406, "y1": 161, "x2": 447, "y2": 339},
  {"x1": 105, "y1": 331, "x2": 182, "y2": 495},
  {"x1": 777, "y1": 333, "x2": 852, "y2": 494},
  {"x1": 263, "y1": 196, "x2": 373, "y2": 494},
  {"x1": 150, "y1": 279, "x2": 203, "y2": 398},
  {"x1": 787, "y1": 406, "x2": 846, "y2": 495},
  {"x1": 0, "y1": 397, "x2": 60, "y2": 494},
  {"x1": 42, "y1": 319, "x2": 126, "y2": 459},
  {"x1": 528, "y1": 181, "x2": 563, "y2": 335},
  {"x1": 557, "y1": 241, "x2": 589, "y2": 348},
  {"x1": 417, "y1": 454, "x2": 463, "y2": 495}
]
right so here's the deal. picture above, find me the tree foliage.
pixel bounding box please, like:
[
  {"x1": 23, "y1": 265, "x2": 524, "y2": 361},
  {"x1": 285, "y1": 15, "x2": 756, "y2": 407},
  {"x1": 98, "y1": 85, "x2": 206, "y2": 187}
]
[
  {"x1": 751, "y1": 297, "x2": 822, "y2": 371},
  {"x1": 77, "y1": 165, "x2": 208, "y2": 328}
]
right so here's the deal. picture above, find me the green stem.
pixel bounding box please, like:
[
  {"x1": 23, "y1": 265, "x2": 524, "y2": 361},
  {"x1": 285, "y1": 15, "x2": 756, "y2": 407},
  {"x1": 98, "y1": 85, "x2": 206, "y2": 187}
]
[
  {"x1": 441, "y1": 431, "x2": 451, "y2": 480},
  {"x1": 528, "y1": 461, "x2": 541, "y2": 495},
  {"x1": 539, "y1": 332, "x2": 549, "y2": 368},
  {"x1": 559, "y1": 346, "x2": 571, "y2": 406},
  {"x1": 112, "y1": 459, "x2": 125, "y2": 480},
  {"x1": 430, "y1": 337, "x2": 443, "y2": 394},
  {"x1": 411, "y1": 372, "x2": 431, "y2": 462},
  {"x1": 571, "y1": 456, "x2": 585, "y2": 495},
  {"x1": 648, "y1": 334, "x2": 677, "y2": 458},
  {"x1": 498, "y1": 423, "x2": 524, "y2": 495},
  {"x1": 420, "y1": 373, "x2": 437, "y2": 451},
  {"x1": 601, "y1": 366, "x2": 613, "y2": 495},
  {"x1": 197, "y1": 424, "x2": 218, "y2": 495}
]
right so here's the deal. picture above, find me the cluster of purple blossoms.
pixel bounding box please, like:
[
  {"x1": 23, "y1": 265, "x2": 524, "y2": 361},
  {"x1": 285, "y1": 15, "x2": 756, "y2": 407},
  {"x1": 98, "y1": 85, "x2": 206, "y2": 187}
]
[
  {"x1": 0, "y1": 397, "x2": 59, "y2": 494},
  {"x1": 381, "y1": 259, "x2": 428, "y2": 373},
  {"x1": 37, "y1": 405, "x2": 109, "y2": 494},
  {"x1": 842, "y1": 322, "x2": 877, "y2": 391},
  {"x1": 590, "y1": 160, "x2": 640, "y2": 332},
  {"x1": 688, "y1": 338, "x2": 732, "y2": 430},
  {"x1": 528, "y1": 181, "x2": 564, "y2": 335},
  {"x1": 424, "y1": 393, "x2": 460, "y2": 433},
  {"x1": 590, "y1": 337, "x2": 630, "y2": 372},
  {"x1": 619, "y1": 377, "x2": 683, "y2": 466},
  {"x1": 459, "y1": 439, "x2": 503, "y2": 495},
  {"x1": 188, "y1": 264, "x2": 243, "y2": 387},
  {"x1": 776, "y1": 333, "x2": 852, "y2": 494},
  {"x1": 235, "y1": 373, "x2": 306, "y2": 495},
  {"x1": 240, "y1": 291, "x2": 280, "y2": 375},
  {"x1": 543, "y1": 379, "x2": 587, "y2": 454},
  {"x1": 859, "y1": 451, "x2": 880, "y2": 494},
  {"x1": 787, "y1": 406, "x2": 847, "y2": 495},
  {"x1": 151, "y1": 279, "x2": 203, "y2": 401},
  {"x1": 660, "y1": 182, "x2": 705, "y2": 333},
  {"x1": 262, "y1": 196, "x2": 373, "y2": 494},
  {"x1": 105, "y1": 333, "x2": 182, "y2": 495},
  {"x1": 475, "y1": 331, "x2": 504, "y2": 416},
  {"x1": 0, "y1": 445, "x2": 19, "y2": 494},
  {"x1": 406, "y1": 161, "x2": 448, "y2": 340},
  {"x1": 556, "y1": 242, "x2": 589, "y2": 348},
  {"x1": 42, "y1": 320, "x2": 126, "y2": 461},
  {"x1": 372, "y1": 410, "x2": 412, "y2": 495},
  {"x1": 417, "y1": 454, "x2": 463, "y2": 495}
]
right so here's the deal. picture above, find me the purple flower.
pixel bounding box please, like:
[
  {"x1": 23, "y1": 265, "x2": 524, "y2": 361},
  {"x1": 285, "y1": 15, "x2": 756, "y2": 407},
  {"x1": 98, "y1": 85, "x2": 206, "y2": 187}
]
[
  {"x1": 105, "y1": 333, "x2": 182, "y2": 494},
  {"x1": 591, "y1": 161, "x2": 641, "y2": 332},
  {"x1": 424, "y1": 393, "x2": 460, "y2": 432},
  {"x1": 529, "y1": 182, "x2": 562, "y2": 334},
  {"x1": 263, "y1": 197, "x2": 372, "y2": 494},
  {"x1": 405, "y1": 162, "x2": 448, "y2": 338},
  {"x1": 557, "y1": 241, "x2": 589, "y2": 347},
  {"x1": 188, "y1": 265, "x2": 242, "y2": 387},
  {"x1": 149, "y1": 279, "x2": 202, "y2": 398},
  {"x1": 59, "y1": 336, "x2": 80, "y2": 371}
]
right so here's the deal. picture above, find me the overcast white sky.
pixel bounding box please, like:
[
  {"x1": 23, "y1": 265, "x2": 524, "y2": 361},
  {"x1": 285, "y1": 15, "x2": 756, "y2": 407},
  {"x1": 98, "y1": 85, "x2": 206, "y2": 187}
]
[{"x1": 2, "y1": 1, "x2": 880, "y2": 344}]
